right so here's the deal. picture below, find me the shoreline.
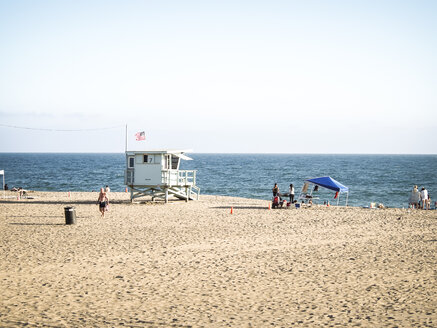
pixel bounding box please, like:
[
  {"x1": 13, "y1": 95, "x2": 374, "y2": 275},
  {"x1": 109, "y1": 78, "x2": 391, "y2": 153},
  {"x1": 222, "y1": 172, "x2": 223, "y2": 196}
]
[
  {"x1": 1, "y1": 192, "x2": 436, "y2": 326},
  {"x1": 1, "y1": 190, "x2": 431, "y2": 210}
]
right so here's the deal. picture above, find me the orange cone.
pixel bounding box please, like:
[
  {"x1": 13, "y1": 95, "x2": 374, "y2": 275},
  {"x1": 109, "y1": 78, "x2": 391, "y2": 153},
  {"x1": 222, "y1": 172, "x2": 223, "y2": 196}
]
[
  {"x1": 230, "y1": 207, "x2": 233, "y2": 214},
  {"x1": 268, "y1": 202, "x2": 271, "y2": 210},
  {"x1": 125, "y1": 187, "x2": 128, "y2": 193}
]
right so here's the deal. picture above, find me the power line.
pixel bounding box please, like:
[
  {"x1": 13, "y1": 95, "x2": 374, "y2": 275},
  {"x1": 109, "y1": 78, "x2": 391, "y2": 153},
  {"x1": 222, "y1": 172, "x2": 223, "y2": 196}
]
[{"x1": 0, "y1": 123, "x2": 124, "y2": 132}]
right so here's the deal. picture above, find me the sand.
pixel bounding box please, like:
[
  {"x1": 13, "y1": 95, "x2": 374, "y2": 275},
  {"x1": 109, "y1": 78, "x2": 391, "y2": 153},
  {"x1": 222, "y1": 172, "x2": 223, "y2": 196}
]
[{"x1": 0, "y1": 191, "x2": 436, "y2": 327}]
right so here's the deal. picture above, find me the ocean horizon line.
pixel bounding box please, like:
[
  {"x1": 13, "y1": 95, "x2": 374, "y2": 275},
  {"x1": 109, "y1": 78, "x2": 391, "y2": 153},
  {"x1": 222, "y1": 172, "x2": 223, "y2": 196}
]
[{"x1": 0, "y1": 151, "x2": 436, "y2": 156}]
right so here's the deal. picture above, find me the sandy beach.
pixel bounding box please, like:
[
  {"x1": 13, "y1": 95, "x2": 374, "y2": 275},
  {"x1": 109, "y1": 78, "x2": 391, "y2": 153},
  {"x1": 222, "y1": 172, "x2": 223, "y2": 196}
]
[{"x1": 0, "y1": 191, "x2": 436, "y2": 327}]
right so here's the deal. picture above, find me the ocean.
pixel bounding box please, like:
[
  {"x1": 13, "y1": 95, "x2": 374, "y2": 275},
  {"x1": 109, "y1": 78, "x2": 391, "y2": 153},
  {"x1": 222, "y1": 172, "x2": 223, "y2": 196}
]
[{"x1": 0, "y1": 153, "x2": 435, "y2": 208}]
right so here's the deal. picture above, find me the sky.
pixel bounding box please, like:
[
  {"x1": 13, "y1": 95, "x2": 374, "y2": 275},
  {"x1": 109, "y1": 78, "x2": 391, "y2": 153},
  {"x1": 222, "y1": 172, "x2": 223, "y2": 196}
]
[{"x1": 0, "y1": 0, "x2": 436, "y2": 153}]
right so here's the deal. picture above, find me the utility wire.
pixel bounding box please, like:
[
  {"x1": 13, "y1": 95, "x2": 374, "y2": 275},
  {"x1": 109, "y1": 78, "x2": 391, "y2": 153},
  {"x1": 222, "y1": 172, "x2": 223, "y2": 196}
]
[{"x1": 0, "y1": 123, "x2": 124, "y2": 132}]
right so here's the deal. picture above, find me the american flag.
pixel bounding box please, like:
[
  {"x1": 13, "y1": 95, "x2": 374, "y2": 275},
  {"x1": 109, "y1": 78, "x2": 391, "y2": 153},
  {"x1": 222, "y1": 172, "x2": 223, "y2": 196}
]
[{"x1": 135, "y1": 131, "x2": 145, "y2": 141}]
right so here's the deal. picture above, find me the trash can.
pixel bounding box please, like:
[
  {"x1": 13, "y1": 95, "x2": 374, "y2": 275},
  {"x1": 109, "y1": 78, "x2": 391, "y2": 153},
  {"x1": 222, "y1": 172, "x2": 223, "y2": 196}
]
[{"x1": 64, "y1": 206, "x2": 76, "y2": 225}]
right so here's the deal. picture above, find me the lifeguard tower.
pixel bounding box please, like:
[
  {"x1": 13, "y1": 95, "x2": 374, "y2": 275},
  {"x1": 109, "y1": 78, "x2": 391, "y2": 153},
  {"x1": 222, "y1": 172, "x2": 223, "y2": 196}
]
[{"x1": 124, "y1": 150, "x2": 200, "y2": 203}]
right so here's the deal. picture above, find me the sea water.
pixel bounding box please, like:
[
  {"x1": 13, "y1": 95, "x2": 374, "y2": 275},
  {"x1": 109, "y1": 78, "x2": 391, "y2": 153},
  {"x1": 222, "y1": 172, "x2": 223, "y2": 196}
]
[{"x1": 0, "y1": 153, "x2": 435, "y2": 208}]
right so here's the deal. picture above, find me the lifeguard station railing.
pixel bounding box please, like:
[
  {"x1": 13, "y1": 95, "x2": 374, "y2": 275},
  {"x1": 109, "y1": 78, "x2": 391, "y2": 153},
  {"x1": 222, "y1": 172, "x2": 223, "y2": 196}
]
[
  {"x1": 161, "y1": 169, "x2": 200, "y2": 200},
  {"x1": 161, "y1": 170, "x2": 197, "y2": 187}
]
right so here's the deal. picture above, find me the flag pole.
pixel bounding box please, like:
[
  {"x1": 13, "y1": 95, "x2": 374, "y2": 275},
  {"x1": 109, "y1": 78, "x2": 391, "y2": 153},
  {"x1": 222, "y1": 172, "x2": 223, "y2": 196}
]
[{"x1": 125, "y1": 124, "x2": 128, "y2": 152}]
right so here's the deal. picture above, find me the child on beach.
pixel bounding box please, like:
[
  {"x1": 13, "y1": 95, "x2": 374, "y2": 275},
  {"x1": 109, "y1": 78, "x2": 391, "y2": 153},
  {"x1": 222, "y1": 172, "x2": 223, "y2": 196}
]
[{"x1": 97, "y1": 188, "x2": 109, "y2": 218}]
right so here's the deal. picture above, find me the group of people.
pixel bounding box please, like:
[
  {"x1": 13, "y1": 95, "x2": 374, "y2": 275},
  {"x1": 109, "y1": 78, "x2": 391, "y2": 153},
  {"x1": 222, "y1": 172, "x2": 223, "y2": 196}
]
[
  {"x1": 6, "y1": 185, "x2": 27, "y2": 197},
  {"x1": 409, "y1": 185, "x2": 431, "y2": 209},
  {"x1": 97, "y1": 185, "x2": 110, "y2": 217},
  {"x1": 273, "y1": 183, "x2": 433, "y2": 209},
  {"x1": 272, "y1": 183, "x2": 295, "y2": 203}
]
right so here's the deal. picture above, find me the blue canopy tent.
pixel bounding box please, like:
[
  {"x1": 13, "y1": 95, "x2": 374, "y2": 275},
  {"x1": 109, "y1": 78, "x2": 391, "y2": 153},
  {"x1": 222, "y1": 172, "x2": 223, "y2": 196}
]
[{"x1": 304, "y1": 176, "x2": 349, "y2": 205}]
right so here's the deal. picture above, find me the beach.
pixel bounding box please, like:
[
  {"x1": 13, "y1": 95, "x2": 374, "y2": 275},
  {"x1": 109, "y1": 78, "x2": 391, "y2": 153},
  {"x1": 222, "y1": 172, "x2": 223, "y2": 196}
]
[{"x1": 0, "y1": 192, "x2": 436, "y2": 327}]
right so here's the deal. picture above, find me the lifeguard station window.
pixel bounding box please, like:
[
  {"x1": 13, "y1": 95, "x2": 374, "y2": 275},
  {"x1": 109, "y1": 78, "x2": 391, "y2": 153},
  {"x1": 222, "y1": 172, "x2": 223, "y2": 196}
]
[
  {"x1": 143, "y1": 155, "x2": 153, "y2": 163},
  {"x1": 128, "y1": 157, "x2": 135, "y2": 168},
  {"x1": 126, "y1": 171, "x2": 134, "y2": 184},
  {"x1": 171, "y1": 156, "x2": 179, "y2": 169}
]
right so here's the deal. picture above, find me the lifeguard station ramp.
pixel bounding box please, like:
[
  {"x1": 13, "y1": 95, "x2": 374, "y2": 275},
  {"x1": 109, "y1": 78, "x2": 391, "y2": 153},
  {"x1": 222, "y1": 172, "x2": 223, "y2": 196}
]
[{"x1": 124, "y1": 150, "x2": 200, "y2": 203}]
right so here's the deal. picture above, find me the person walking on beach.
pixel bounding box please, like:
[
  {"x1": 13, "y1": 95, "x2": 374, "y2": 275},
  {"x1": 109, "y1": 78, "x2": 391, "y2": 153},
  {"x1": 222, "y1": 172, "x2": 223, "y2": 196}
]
[
  {"x1": 420, "y1": 187, "x2": 428, "y2": 209},
  {"x1": 289, "y1": 184, "x2": 295, "y2": 203},
  {"x1": 409, "y1": 185, "x2": 420, "y2": 209},
  {"x1": 97, "y1": 188, "x2": 109, "y2": 218},
  {"x1": 105, "y1": 185, "x2": 110, "y2": 193},
  {"x1": 273, "y1": 183, "x2": 279, "y2": 197}
]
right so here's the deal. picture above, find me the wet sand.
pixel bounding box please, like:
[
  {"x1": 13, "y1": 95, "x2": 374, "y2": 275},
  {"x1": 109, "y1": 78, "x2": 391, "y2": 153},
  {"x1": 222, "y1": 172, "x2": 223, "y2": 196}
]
[{"x1": 0, "y1": 191, "x2": 436, "y2": 327}]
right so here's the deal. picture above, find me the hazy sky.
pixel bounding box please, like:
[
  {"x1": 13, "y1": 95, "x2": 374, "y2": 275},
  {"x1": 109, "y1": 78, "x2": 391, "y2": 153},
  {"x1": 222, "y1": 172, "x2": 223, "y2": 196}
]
[{"x1": 1, "y1": 0, "x2": 436, "y2": 153}]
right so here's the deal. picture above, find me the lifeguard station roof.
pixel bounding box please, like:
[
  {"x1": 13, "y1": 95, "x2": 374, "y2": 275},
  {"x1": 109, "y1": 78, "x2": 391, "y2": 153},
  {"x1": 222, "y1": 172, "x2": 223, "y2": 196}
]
[{"x1": 126, "y1": 149, "x2": 193, "y2": 160}]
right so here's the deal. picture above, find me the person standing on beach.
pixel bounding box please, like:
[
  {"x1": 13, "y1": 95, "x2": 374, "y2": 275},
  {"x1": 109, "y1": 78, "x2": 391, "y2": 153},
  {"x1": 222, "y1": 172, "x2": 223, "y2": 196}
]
[
  {"x1": 273, "y1": 183, "x2": 279, "y2": 197},
  {"x1": 105, "y1": 185, "x2": 110, "y2": 193},
  {"x1": 420, "y1": 187, "x2": 428, "y2": 209},
  {"x1": 409, "y1": 185, "x2": 420, "y2": 209},
  {"x1": 97, "y1": 188, "x2": 109, "y2": 218},
  {"x1": 289, "y1": 184, "x2": 295, "y2": 203},
  {"x1": 425, "y1": 192, "x2": 431, "y2": 210}
]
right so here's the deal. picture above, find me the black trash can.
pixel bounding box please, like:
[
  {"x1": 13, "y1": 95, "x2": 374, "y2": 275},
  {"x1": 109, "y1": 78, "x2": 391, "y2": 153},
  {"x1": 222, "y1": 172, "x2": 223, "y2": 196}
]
[{"x1": 64, "y1": 206, "x2": 76, "y2": 225}]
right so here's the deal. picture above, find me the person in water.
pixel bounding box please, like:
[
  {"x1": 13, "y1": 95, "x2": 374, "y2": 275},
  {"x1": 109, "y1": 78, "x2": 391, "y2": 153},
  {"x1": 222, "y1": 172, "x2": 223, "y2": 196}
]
[{"x1": 97, "y1": 188, "x2": 109, "y2": 218}]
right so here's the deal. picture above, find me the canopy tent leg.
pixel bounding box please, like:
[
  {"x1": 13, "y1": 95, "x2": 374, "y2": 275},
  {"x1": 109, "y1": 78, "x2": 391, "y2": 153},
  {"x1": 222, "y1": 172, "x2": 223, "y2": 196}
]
[
  {"x1": 346, "y1": 192, "x2": 349, "y2": 206},
  {"x1": 337, "y1": 193, "x2": 340, "y2": 206}
]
